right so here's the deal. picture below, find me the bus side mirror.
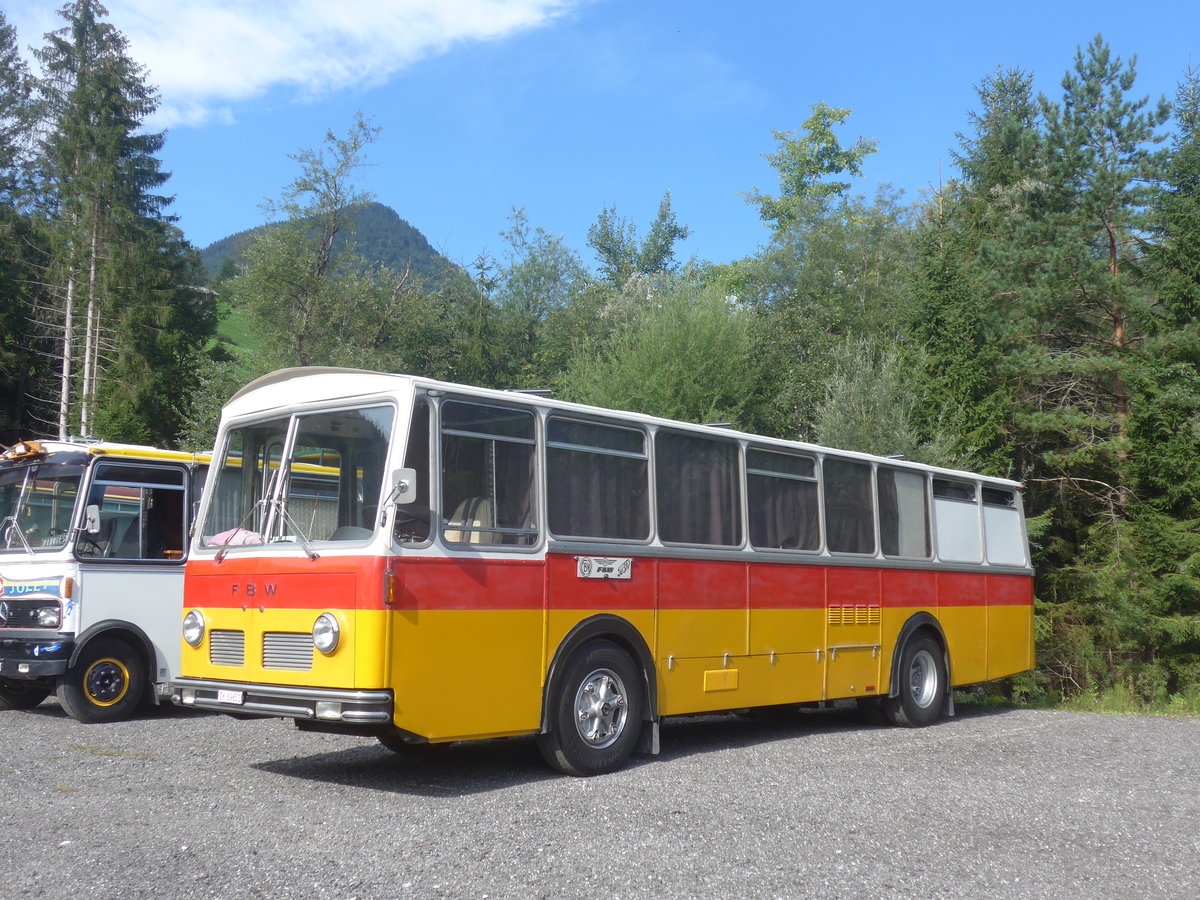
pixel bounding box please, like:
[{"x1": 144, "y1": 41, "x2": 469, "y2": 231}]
[
  {"x1": 392, "y1": 468, "x2": 418, "y2": 505},
  {"x1": 85, "y1": 504, "x2": 101, "y2": 534}
]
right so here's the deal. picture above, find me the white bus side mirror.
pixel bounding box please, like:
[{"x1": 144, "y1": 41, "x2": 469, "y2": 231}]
[
  {"x1": 85, "y1": 504, "x2": 101, "y2": 534},
  {"x1": 392, "y1": 468, "x2": 418, "y2": 505}
]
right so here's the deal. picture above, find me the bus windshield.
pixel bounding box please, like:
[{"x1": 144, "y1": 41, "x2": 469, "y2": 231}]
[
  {"x1": 200, "y1": 405, "x2": 394, "y2": 548},
  {"x1": 0, "y1": 460, "x2": 86, "y2": 553}
]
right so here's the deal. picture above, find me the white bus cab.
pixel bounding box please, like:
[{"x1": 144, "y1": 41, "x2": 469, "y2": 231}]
[{"x1": 0, "y1": 439, "x2": 207, "y2": 722}]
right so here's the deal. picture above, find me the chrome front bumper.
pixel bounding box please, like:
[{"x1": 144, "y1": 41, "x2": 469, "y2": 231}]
[{"x1": 171, "y1": 677, "x2": 393, "y2": 724}]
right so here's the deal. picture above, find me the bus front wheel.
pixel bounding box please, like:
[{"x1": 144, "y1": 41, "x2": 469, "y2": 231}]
[
  {"x1": 538, "y1": 640, "x2": 644, "y2": 776},
  {"x1": 56, "y1": 638, "x2": 146, "y2": 724},
  {"x1": 884, "y1": 635, "x2": 946, "y2": 728}
]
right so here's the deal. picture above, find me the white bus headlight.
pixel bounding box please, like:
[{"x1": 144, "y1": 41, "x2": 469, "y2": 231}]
[
  {"x1": 36, "y1": 604, "x2": 62, "y2": 628},
  {"x1": 183, "y1": 610, "x2": 206, "y2": 647},
  {"x1": 313, "y1": 613, "x2": 340, "y2": 654}
]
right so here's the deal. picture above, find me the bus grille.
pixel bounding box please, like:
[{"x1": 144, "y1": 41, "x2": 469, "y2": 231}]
[
  {"x1": 263, "y1": 632, "x2": 313, "y2": 671},
  {"x1": 828, "y1": 605, "x2": 881, "y2": 626},
  {"x1": 209, "y1": 630, "x2": 245, "y2": 667}
]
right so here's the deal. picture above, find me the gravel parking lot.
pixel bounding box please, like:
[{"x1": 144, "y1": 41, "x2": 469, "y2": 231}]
[{"x1": 1, "y1": 699, "x2": 1197, "y2": 899}]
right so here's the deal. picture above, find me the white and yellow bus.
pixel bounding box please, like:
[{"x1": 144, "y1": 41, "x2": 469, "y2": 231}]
[
  {"x1": 173, "y1": 368, "x2": 1034, "y2": 775},
  {"x1": 0, "y1": 439, "x2": 207, "y2": 721}
]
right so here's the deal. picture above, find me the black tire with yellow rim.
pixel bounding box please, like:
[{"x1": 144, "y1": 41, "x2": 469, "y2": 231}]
[{"x1": 56, "y1": 637, "x2": 145, "y2": 723}]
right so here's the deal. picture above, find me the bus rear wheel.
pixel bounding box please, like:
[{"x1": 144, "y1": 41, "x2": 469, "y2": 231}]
[
  {"x1": 0, "y1": 678, "x2": 51, "y2": 711},
  {"x1": 538, "y1": 640, "x2": 644, "y2": 777},
  {"x1": 884, "y1": 635, "x2": 946, "y2": 727},
  {"x1": 56, "y1": 638, "x2": 145, "y2": 724}
]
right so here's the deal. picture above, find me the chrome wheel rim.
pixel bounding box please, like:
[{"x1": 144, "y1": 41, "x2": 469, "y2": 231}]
[
  {"x1": 573, "y1": 667, "x2": 628, "y2": 749},
  {"x1": 908, "y1": 648, "x2": 938, "y2": 709}
]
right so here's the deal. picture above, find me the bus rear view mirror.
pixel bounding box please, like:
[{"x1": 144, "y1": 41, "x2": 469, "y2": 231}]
[
  {"x1": 392, "y1": 468, "x2": 417, "y2": 505},
  {"x1": 85, "y1": 504, "x2": 101, "y2": 534}
]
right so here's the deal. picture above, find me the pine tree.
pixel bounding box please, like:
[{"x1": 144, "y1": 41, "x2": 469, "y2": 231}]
[
  {"x1": 963, "y1": 37, "x2": 1173, "y2": 696},
  {"x1": 29, "y1": 0, "x2": 202, "y2": 442},
  {"x1": 0, "y1": 11, "x2": 42, "y2": 441}
]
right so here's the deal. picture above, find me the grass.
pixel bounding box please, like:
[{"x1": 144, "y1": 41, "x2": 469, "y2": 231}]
[
  {"x1": 1057, "y1": 684, "x2": 1200, "y2": 717},
  {"x1": 215, "y1": 306, "x2": 262, "y2": 353},
  {"x1": 955, "y1": 683, "x2": 1200, "y2": 717}
]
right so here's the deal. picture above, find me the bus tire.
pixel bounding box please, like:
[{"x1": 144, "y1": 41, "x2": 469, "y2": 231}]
[
  {"x1": 56, "y1": 638, "x2": 145, "y2": 724},
  {"x1": 884, "y1": 634, "x2": 946, "y2": 728},
  {"x1": 0, "y1": 678, "x2": 52, "y2": 711},
  {"x1": 538, "y1": 640, "x2": 644, "y2": 777}
]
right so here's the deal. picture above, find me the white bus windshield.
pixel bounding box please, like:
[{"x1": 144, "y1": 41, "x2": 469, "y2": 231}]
[{"x1": 0, "y1": 460, "x2": 86, "y2": 552}]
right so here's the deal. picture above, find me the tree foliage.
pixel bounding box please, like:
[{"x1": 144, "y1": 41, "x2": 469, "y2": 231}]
[
  {"x1": 0, "y1": 1, "x2": 212, "y2": 446},
  {"x1": 4, "y1": 10, "x2": 1199, "y2": 703}
]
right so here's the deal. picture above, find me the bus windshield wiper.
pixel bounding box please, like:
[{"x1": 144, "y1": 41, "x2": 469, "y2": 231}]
[
  {"x1": 272, "y1": 499, "x2": 320, "y2": 561},
  {"x1": 0, "y1": 515, "x2": 33, "y2": 553}
]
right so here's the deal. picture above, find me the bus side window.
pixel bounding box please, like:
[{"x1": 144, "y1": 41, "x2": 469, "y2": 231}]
[
  {"x1": 440, "y1": 400, "x2": 538, "y2": 547},
  {"x1": 877, "y1": 467, "x2": 931, "y2": 559},
  {"x1": 982, "y1": 487, "x2": 1025, "y2": 565},
  {"x1": 395, "y1": 400, "x2": 432, "y2": 544},
  {"x1": 655, "y1": 431, "x2": 742, "y2": 547},
  {"x1": 85, "y1": 464, "x2": 187, "y2": 561},
  {"x1": 747, "y1": 448, "x2": 818, "y2": 551},
  {"x1": 933, "y1": 478, "x2": 981, "y2": 563},
  {"x1": 546, "y1": 417, "x2": 649, "y2": 541},
  {"x1": 823, "y1": 457, "x2": 875, "y2": 555}
]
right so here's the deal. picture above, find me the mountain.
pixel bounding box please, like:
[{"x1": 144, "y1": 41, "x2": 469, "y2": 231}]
[{"x1": 197, "y1": 202, "x2": 458, "y2": 284}]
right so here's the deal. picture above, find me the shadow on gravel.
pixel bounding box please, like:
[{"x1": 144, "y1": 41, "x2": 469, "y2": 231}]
[
  {"x1": 651, "y1": 700, "x2": 1021, "y2": 764},
  {"x1": 250, "y1": 702, "x2": 1023, "y2": 795},
  {"x1": 20, "y1": 696, "x2": 220, "y2": 722},
  {"x1": 253, "y1": 735, "x2": 557, "y2": 797}
]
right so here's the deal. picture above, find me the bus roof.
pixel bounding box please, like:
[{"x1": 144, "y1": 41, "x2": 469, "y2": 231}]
[
  {"x1": 1, "y1": 439, "x2": 209, "y2": 466},
  {"x1": 221, "y1": 367, "x2": 1022, "y2": 488}
]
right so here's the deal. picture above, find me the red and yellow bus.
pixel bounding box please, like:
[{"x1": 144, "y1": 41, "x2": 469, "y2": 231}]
[{"x1": 173, "y1": 368, "x2": 1033, "y2": 775}]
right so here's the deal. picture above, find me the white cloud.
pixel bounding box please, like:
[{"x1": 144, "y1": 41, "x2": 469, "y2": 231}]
[{"x1": 9, "y1": 1, "x2": 583, "y2": 128}]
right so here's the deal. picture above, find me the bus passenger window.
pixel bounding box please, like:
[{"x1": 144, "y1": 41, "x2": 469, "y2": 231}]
[
  {"x1": 982, "y1": 487, "x2": 1025, "y2": 566},
  {"x1": 747, "y1": 449, "x2": 818, "y2": 551},
  {"x1": 547, "y1": 418, "x2": 649, "y2": 541},
  {"x1": 440, "y1": 401, "x2": 538, "y2": 546},
  {"x1": 823, "y1": 458, "x2": 875, "y2": 555},
  {"x1": 878, "y1": 467, "x2": 931, "y2": 559},
  {"x1": 655, "y1": 431, "x2": 742, "y2": 547},
  {"x1": 933, "y1": 478, "x2": 981, "y2": 563}
]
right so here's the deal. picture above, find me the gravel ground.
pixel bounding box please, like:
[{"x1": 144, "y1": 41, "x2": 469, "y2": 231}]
[{"x1": 0, "y1": 699, "x2": 1197, "y2": 899}]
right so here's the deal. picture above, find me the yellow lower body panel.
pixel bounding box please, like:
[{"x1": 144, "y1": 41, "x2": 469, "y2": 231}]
[
  {"x1": 389, "y1": 609, "x2": 544, "y2": 741},
  {"x1": 987, "y1": 605, "x2": 1035, "y2": 680},
  {"x1": 658, "y1": 652, "x2": 824, "y2": 715},
  {"x1": 938, "y1": 606, "x2": 989, "y2": 687}
]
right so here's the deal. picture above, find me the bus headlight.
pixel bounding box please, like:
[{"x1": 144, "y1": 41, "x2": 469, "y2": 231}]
[
  {"x1": 36, "y1": 604, "x2": 62, "y2": 628},
  {"x1": 183, "y1": 610, "x2": 206, "y2": 647},
  {"x1": 313, "y1": 613, "x2": 340, "y2": 654}
]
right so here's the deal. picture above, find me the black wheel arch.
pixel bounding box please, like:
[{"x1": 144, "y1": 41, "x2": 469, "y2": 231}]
[
  {"x1": 888, "y1": 612, "x2": 953, "y2": 713},
  {"x1": 67, "y1": 620, "x2": 156, "y2": 685},
  {"x1": 540, "y1": 614, "x2": 657, "y2": 734}
]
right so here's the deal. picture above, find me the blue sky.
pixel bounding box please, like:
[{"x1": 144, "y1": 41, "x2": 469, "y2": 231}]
[{"x1": 8, "y1": 1, "x2": 1200, "y2": 270}]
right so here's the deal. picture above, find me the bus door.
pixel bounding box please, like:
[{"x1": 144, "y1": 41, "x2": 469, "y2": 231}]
[
  {"x1": 76, "y1": 461, "x2": 191, "y2": 685},
  {"x1": 822, "y1": 459, "x2": 882, "y2": 700}
]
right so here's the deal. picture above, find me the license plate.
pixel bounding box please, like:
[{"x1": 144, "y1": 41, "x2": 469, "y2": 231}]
[{"x1": 216, "y1": 689, "x2": 244, "y2": 705}]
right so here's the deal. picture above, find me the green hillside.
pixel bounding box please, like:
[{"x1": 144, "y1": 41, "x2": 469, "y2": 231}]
[{"x1": 198, "y1": 202, "x2": 457, "y2": 283}]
